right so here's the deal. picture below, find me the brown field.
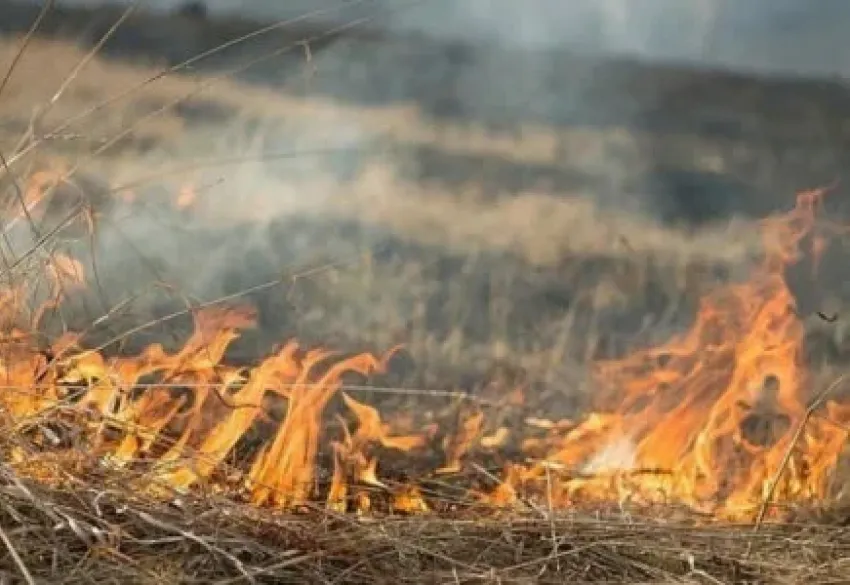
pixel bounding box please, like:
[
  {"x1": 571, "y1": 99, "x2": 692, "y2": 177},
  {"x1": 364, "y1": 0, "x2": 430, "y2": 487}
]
[{"x1": 1, "y1": 2, "x2": 850, "y2": 583}]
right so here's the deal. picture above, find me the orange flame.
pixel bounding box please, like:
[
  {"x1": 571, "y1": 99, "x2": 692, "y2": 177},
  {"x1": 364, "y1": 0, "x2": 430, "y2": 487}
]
[
  {"x1": 500, "y1": 189, "x2": 850, "y2": 518},
  {"x1": 176, "y1": 183, "x2": 197, "y2": 210},
  {"x1": 0, "y1": 186, "x2": 848, "y2": 521}
]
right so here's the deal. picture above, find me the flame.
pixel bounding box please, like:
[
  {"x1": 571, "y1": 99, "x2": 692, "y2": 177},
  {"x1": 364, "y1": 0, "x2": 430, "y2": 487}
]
[
  {"x1": 8, "y1": 162, "x2": 69, "y2": 230},
  {"x1": 0, "y1": 186, "x2": 848, "y2": 521},
  {"x1": 176, "y1": 183, "x2": 197, "y2": 210},
  {"x1": 437, "y1": 408, "x2": 483, "y2": 474},
  {"x1": 502, "y1": 189, "x2": 850, "y2": 518}
]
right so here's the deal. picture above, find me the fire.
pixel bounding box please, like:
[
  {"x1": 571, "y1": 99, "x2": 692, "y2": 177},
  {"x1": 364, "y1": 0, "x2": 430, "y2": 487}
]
[
  {"x1": 0, "y1": 187, "x2": 848, "y2": 521},
  {"x1": 502, "y1": 189, "x2": 850, "y2": 518},
  {"x1": 176, "y1": 183, "x2": 197, "y2": 209},
  {"x1": 7, "y1": 163, "x2": 69, "y2": 231}
]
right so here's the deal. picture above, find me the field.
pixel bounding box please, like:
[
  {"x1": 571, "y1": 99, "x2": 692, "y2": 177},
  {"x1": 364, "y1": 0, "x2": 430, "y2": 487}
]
[{"x1": 1, "y1": 2, "x2": 850, "y2": 583}]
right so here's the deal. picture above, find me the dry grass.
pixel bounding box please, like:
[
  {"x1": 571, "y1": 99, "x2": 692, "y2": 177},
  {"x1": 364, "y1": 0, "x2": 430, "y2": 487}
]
[
  {"x1": 0, "y1": 33, "x2": 763, "y2": 266},
  {"x1": 1, "y1": 3, "x2": 850, "y2": 583},
  {"x1": 0, "y1": 427, "x2": 848, "y2": 585}
]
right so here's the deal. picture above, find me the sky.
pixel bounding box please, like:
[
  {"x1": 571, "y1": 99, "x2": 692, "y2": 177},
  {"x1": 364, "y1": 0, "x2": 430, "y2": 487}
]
[{"x1": 32, "y1": 0, "x2": 850, "y2": 79}]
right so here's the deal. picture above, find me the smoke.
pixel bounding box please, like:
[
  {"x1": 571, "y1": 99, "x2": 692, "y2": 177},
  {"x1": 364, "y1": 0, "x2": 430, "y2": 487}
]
[
  {"x1": 32, "y1": 0, "x2": 850, "y2": 77},
  {"x1": 583, "y1": 437, "x2": 636, "y2": 475},
  {"x1": 394, "y1": 0, "x2": 850, "y2": 78},
  {"x1": 4, "y1": 0, "x2": 848, "y2": 366}
]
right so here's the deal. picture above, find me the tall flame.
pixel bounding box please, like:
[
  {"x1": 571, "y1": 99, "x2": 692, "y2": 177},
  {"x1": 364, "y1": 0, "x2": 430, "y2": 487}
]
[{"x1": 504, "y1": 190, "x2": 850, "y2": 518}]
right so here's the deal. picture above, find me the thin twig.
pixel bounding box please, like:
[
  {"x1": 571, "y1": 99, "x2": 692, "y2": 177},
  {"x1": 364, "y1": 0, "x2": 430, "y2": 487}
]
[
  {"x1": 0, "y1": 520, "x2": 36, "y2": 585},
  {"x1": 0, "y1": 0, "x2": 54, "y2": 104},
  {"x1": 134, "y1": 511, "x2": 256, "y2": 584},
  {"x1": 753, "y1": 372, "x2": 850, "y2": 532},
  {"x1": 3, "y1": 0, "x2": 382, "y2": 169}
]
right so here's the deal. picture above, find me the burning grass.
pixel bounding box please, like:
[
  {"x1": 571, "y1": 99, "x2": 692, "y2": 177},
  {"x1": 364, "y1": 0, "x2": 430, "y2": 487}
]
[
  {"x1": 2, "y1": 7, "x2": 850, "y2": 582},
  {"x1": 4, "y1": 188, "x2": 848, "y2": 518},
  {"x1": 0, "y1": 179, "x2": 847, "y2": 582}
]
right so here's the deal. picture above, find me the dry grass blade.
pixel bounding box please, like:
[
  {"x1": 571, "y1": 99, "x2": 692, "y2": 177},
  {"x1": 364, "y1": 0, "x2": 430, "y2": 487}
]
[
  {"x1": 64, "y1": 254, "x2": 361, "y2": 361},
  {"x1": 70, "y1": 0, "x2": 428, "y2": 173},
  {"x1": 0, "y1": 520, "x2": 35, "y2": 585},
  {"x1": 44, "y1": 3, "x2": 139, "y2": 108},
  {"x1": 3, "y1": 0, "x2": 379, "y2": 168},
  {"x1": 753, "y1": 372, "x2": 850, "y2": 531},
  {"x1": 0, "y1": 416, "x2": 845, "y2": 584},
  {"x1": 132, "y1": 510, "x2": 256, "y2": 584},
  {"x1": 0, "y1": 0, "x2": 53, "y2": 103}
]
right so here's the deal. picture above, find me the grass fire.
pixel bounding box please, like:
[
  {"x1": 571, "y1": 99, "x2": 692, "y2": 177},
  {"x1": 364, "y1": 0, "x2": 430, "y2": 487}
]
[
  {"x1": 3, "y1": 184, "x2": 848, "y2": 526},
  {"x1": 2, "y1": 3, "x2": 850, "y2": 583}
]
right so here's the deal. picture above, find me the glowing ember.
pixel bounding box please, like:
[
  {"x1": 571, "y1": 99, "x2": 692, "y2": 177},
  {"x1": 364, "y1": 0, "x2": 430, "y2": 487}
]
[{"x1": 0, "y1": 187, "x2": 848, "y2": 521}]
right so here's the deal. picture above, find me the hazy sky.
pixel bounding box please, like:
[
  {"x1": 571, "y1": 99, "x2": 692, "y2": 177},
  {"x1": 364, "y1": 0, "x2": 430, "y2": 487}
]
[{"x1": 30, "y1": 0, "x2": 850, "y2": 78}]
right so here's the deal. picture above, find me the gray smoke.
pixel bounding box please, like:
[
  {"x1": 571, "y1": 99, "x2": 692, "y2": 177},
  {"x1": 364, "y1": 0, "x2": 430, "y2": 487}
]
[
  {"x1": 5, "y1": 0, "x2": 849, "y2": 363},
  {"x1": 31, "y1": 0, "x2": 850, "y2": 78}
]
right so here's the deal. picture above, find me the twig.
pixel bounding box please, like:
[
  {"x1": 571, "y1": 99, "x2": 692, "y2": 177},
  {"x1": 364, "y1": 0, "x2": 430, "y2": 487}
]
[
  {"x1": 46, "y1": 4, "x2": 139, "y2": 108},
  {"x1": 0, "y1": 520, "x2": 36, "y2": 585},
  {"x1": 753, "y1": 372, "x2": 849, "y2": 532},
  {"x1": 0, "y1": 0, "x2": 54, "y2": 104},
  {"x1": 133, "y1": 511, "x2": 256, "y2": 584}
]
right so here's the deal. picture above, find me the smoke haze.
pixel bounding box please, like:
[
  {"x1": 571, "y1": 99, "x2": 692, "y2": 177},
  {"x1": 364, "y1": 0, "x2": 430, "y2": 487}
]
[
  {"x1": 4, "y1": 0, "x2": 850, "y2": 373},
  {"x1": 28, "y1": 0, "x2": 850, "y2": 78}
]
